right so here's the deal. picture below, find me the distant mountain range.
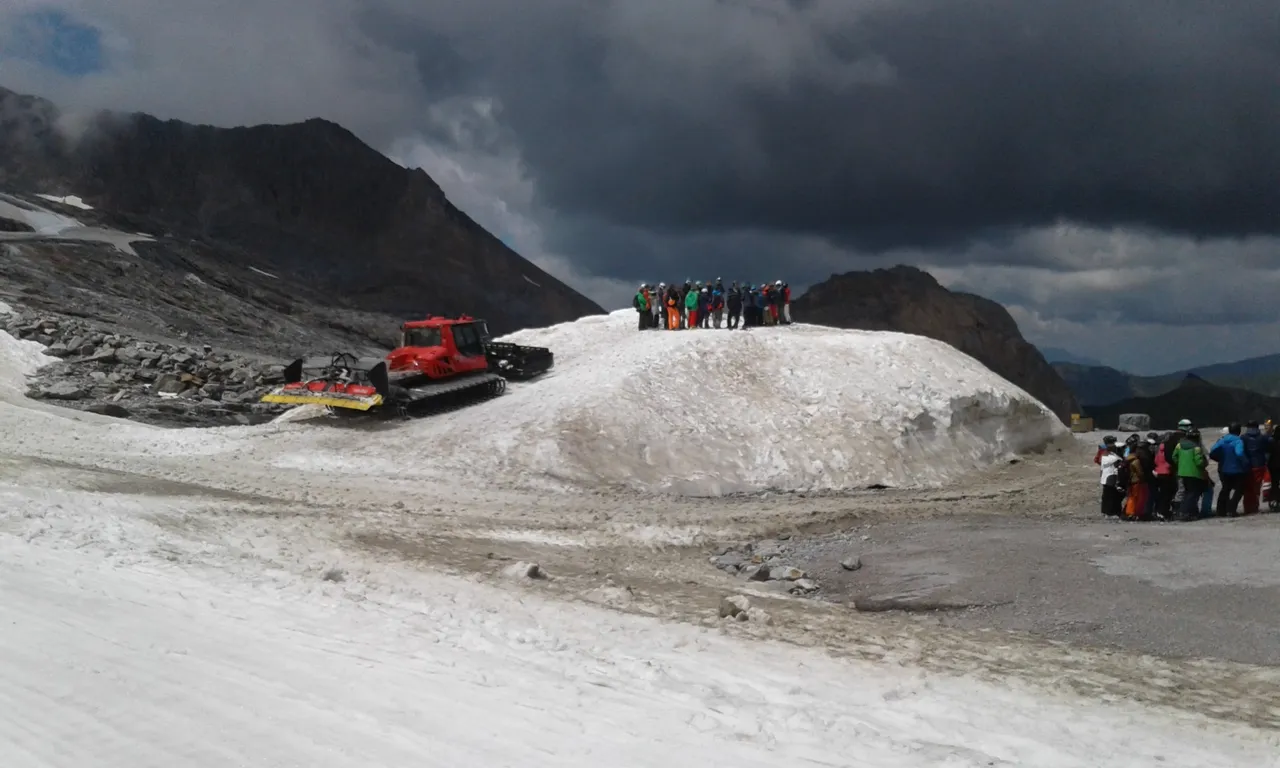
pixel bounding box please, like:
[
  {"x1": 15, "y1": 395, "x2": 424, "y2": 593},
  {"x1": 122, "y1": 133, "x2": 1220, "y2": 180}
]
[
  {"x1": 1054, "y1": 354, "x2": 1280, "y2": 411},
  {"x1": 1084, "y1": 375, "x2": 1280, "y2": 430},
  {"x1": 1038, "y1": 346, "x2": 1103, "y2": 367}
]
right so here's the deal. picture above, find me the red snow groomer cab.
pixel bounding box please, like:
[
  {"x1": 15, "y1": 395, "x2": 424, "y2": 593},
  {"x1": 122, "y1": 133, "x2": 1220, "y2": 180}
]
[{"x1": 260, "y1": 315, "x2": 553, "y2": 417}]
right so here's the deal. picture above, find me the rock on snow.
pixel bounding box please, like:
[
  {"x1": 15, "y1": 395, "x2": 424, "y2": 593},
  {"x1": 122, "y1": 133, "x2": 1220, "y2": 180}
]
[{"x1": 301, "y1": 310, "x2": 1066, "y2": 494}]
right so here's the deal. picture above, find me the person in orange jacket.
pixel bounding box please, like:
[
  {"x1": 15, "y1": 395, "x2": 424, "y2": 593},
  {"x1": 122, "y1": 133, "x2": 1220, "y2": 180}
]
[{"x1": 665, "y1": 285, "x2": 680, "y2": 329}]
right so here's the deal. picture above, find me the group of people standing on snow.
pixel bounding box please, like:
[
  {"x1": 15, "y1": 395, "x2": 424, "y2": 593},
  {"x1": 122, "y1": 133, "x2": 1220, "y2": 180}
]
[
  {"x1": 632, "y1": 279, "x2": 793, "y2": 331},
  {"x1": 1096, "y1": 419, "x2": 1279, "y2": 522}
]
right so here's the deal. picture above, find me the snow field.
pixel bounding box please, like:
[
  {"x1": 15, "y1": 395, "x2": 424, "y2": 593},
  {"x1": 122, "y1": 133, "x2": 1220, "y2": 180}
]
[
  {"x1": 261, "y1": 310, "x2": 1067, "y2": 494},
  {"x1": 0, "y1": 192, "x2": 154, "y2": 254},
  {"x1": 2, "y1": 486, "x2": 1277, "y2": 768}
]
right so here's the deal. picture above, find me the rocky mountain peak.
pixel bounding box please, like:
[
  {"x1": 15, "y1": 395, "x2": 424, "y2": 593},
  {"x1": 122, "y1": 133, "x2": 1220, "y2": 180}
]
[{"x1": 0, "y1": 85, "x2": 602, "y2": 336}]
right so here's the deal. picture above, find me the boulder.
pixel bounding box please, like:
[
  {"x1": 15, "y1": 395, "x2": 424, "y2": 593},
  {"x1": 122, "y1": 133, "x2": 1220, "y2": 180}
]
[
  {"x1": 767, "y1": 565, "x2": 806, "y2": 581},
  {"x1": 789, "y1": 578, "x2": 820, "y2": 594},
  {"x1": 153, "y1": 373, "x2": 187, "y2": 395},
  {"x1": 501, "y1": 561, "x2": 546, "y2": 581},
  {"x1": 86, "y1": 403, "x2": 132, "y2": 419},
  {"x1": 840, "y1": 556, "x2": 863, "y2": 572},
  {"x1": 35, "y1": 382, "x2": 88, "y2": 400},
  {"x1": 1117, "y1": 413, "x2": 1152, "y2": 432},
  {"x1": 718, "y1": 595, "x2": 751, "y2": 619},
  {"x1": 87, "y1": 345, "x2": 117, "y2": 363},
  {"x1": 711, "y1": 552, "x2": 747, "y2": 572}
]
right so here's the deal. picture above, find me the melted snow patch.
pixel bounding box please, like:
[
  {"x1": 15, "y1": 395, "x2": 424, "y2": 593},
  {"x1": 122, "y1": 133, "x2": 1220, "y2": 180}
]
[
  {"x1": 35, "y1": 194, "x2": 94, "y2": 210},
  {"x1": 0, "y1": 193, "x2": 154, "y2": 255},
  {"x1": 0, "y1": 194, "x2": 80, "y2": 234}
]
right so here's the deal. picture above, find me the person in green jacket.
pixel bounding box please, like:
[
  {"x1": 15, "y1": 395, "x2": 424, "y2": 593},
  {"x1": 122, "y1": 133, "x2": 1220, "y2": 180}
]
[
  {"x1": 633, "y1": 284, "x2": 652, "y2": 331},
  {"x1": 1173, "y1": 429, "x2": 1208, "y2": 521},
  {"x1": 684, "y1": 286, "x2": 700, "y2": 329}
]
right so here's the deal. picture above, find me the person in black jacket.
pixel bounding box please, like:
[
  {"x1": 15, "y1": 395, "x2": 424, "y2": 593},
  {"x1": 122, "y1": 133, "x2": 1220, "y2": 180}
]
[{"x1": 726, "y1": 282, "x2": 743, "y2": 329}]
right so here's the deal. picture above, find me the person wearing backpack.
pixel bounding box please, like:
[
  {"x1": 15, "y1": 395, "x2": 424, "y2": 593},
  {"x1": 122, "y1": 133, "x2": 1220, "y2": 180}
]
[
  {"x1": 1209, "y1": 423, "x2": 1249, "y2": 517},
  {"x1": 1173, "y1": 429, "x2": 1209, "y2": 521},
  {"x1": 1241, "y1": 421, "x2": 1271, "y2": 515},
  {"x1": 710, "y1": 282, "x2": 726, "y2": 329},
  {"x1": 726, "y1": 282, "x2": 743, "y2": 329},
  {"x1": 633, "y1": 284, "x2": 652, "y2": 331}
]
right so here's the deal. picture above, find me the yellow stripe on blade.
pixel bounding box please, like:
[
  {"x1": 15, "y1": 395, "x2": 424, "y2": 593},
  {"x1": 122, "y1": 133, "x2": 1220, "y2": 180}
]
[{"x1": 260, "y1": 392, "x2": 383, "y2": 411}]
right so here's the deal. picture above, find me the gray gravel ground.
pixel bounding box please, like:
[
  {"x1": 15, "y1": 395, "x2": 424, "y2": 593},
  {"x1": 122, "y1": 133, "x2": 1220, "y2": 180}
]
[{"x1": 773, "y1": 434, "x2": 1280, "y2": 666}]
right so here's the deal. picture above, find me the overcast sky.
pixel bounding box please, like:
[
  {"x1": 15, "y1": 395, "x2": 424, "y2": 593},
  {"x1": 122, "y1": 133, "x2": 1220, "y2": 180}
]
[{"x1": 2, "y1": 0, "x2": 1278, "y2": 374}]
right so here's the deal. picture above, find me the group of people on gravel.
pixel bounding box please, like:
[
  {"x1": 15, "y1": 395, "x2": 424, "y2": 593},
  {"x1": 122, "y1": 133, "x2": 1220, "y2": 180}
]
[
  {"x1": 632, "y1": 279, "x2": 793, "y2": 331},
  {"x1": 1096, "y1": 419, "x2": 1279, "y2": 522}
]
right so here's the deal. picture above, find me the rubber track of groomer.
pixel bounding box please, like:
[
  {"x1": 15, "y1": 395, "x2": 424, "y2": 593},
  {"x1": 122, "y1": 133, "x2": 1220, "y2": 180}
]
[{"x1": 334, "y1": 374, "x2": 507, "y2": 422}]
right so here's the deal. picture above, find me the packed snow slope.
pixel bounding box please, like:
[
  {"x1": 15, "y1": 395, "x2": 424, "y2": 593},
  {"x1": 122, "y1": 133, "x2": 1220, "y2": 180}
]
[{"x1": 276, "y1": 310, "x2": 1064, "y2": 495}]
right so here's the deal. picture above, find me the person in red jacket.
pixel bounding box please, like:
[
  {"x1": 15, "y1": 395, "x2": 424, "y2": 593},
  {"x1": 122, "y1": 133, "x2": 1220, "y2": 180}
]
[{"x1": 777, "y1": 280, "x2": 792, "y2": 324}]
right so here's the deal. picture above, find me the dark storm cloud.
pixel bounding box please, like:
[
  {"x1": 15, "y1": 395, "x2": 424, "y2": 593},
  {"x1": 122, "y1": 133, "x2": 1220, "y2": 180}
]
[
  {"x1": 361, "y1": 0, "x2": 1280, "y2": 257},
  {"x1": 8, "y1": 0, "x2": 1280, "y2": 370}
]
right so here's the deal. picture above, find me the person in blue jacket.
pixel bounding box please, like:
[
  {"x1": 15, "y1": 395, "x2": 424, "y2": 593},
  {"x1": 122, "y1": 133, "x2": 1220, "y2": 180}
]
[
  {"x1": 1209, "y1": 424, "x2": 1249, "y2": 517},
  {"x1": 696, "y1": 287, "x2": 711, "y2": 328}
]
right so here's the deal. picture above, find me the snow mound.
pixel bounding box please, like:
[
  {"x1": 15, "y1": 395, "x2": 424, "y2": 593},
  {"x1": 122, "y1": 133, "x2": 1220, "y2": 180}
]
[
  {"x1": 0, "y1": 326, "x2": 55, "y2": 401},
  {"x1": 304, "y1": 310, "x2": 1066, "y2": 495}
]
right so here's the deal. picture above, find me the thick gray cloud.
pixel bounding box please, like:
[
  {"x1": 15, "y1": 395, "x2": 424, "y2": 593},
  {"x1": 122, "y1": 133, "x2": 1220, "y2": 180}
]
[{"x1": 3, "y1": 0, "x2": 1280, "y2": 372}]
